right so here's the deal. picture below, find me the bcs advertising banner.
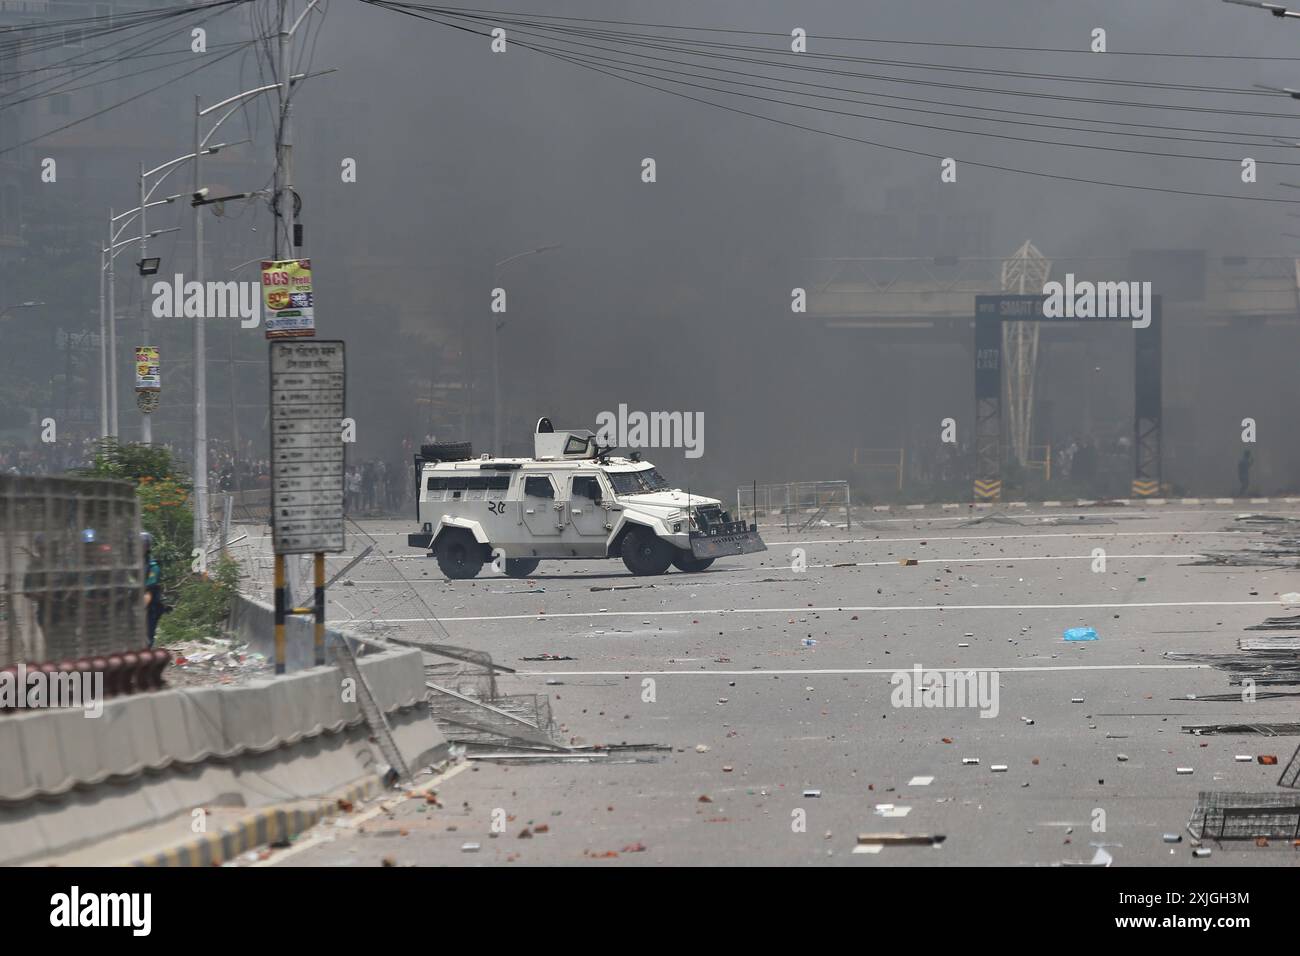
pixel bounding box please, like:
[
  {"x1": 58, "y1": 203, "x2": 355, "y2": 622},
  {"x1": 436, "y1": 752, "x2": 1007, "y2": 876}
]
[
  {"x1": 261, "y1": 258, "x2": 315, "y2": 339},
  {"x1": 134, "y1": 346, "x2": 160, "y2": 391}
]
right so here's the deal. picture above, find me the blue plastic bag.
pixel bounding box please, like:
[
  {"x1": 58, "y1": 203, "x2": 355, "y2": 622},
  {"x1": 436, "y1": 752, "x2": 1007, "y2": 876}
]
[{"x1": 1064, "y1": 626, "x2": 1098, "y2": 642}]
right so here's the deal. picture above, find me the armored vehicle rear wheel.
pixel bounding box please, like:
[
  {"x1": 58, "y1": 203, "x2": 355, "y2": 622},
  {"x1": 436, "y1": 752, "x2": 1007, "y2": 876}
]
[
  {"x1": 505, "y1": 557, "x2": 541, "y2": 578},
  {"x1": 671, "y1": 551, "x2": 714, "y2": 572},
  {"x1": 436, "y1": 529, "x2": 484, "y2": 579},
  {"x1": 620, "y1": 526, "x2": 674, "y2": 576}
]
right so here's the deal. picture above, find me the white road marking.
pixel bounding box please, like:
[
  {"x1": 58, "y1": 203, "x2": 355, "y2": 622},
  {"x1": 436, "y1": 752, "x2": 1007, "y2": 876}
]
[
  {"x1": 311, "y1": 530, "x2": 1248, "y2": 566},
  {"x1": 512, "y1": 663, "x2": 1211, "y2": 677},
  {"x1": 239, "y1": 506, "x2": 1298, "y2": 542},
  {"x1": 316, "y1": 553, "x2": 1204, "y2": 586},
  {"x1": 781, "y1": 531, "x2": 1246, "y2": 547},
  {"x1": 807, "y1": 553, "x2": 1200, "y2": 570},
  {"x1": 357, "y1": 599, "x2": 1276, "y2": 625}
]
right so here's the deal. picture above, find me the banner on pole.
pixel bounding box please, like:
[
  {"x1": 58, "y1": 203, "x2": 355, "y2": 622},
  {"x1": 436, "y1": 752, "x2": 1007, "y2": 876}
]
[
  {"x1": 261, "y1": 258, "x2": 315, "y2": 338},
  {"x1": 134, "y1": 346, "x2": 160, "y2": 391}
]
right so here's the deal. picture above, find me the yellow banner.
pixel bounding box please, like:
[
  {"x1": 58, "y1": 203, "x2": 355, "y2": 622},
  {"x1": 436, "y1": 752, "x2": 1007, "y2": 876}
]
[{"x1": 261, "y1": 258, "x2": 315, "y2": 338}]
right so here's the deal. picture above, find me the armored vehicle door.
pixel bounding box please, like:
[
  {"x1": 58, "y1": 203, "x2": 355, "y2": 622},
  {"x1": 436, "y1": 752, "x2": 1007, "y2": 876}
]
[
  {"x1": 566, "y1": 473, "x2": 612, "y2": 542},
  {"x1": 520, "y1": 473, "x2": 564, "y2": 536}
]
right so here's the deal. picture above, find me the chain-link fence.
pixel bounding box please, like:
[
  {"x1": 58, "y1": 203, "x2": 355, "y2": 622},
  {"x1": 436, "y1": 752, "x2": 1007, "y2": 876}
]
[{"x1": 0, "y1": 475, "x2": 146, "y2": 666}]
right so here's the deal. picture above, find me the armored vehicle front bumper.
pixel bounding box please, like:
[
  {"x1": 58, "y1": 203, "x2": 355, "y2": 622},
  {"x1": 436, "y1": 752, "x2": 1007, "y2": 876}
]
[{"x1": 689, "y1": 523, "x2": 766, "y2": 559}]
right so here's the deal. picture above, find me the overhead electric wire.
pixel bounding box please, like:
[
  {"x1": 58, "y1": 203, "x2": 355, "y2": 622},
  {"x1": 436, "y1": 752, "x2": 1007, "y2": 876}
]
[
  {"x1": 0, "y1": 0, "x2": 240, "y2": 36},
  {"x1": 449, "y1": 11, "x2": 1300, "y2": 148},
  {"x1": 421, "y1": 8, "x2": 1281, "y2": 99},
  {"x1": 0, "y1": 0, "x2": 253, "y2": 109},
  {"x1": 0, "y1": 39, "x2": 253, "y2": 158},
  {"x1": 0, "y1": 0, "x2": 245, "y2": 62},
  {"x1": 2, "y1": 38, "x2": 259, "y2": 111},
  {"x1": 0, "y1": 39, "x2": 250, "y2": 81},
  {"x1": 361, "y1": 0, "x2": 1300, "y2": 204},
  {"x1": 391, "y1": 5, "x2": 1300, "y2": 61},
  {"x1": 399, "y1": 5, "x2": 1300, "y2": 122},
  {"x1": 431, "y1": 13, "x2": 1300, "y2": 158}
]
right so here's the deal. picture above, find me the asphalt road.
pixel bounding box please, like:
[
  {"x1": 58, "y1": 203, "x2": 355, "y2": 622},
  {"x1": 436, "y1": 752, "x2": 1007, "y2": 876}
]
[{"x1": 248, "y1": 505, "x2": 1300, "y2": 866}]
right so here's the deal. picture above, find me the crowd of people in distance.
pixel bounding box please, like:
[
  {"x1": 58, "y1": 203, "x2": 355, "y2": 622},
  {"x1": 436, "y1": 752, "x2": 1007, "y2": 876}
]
[
  {"x1": 207, "y1": 439, "x2": 271, "y2": 492},
  {"x1": 346, "y1": 457, "x2": 410, "y2": 515},
  {"x1": 0, "y1": 435, "x2": 99, "y2": 475}
]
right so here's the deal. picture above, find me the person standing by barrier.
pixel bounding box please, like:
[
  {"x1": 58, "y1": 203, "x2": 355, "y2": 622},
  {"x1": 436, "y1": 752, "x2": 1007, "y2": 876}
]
[{"x1": 142, "y1": 532, "x2": 164, "y2": 647}]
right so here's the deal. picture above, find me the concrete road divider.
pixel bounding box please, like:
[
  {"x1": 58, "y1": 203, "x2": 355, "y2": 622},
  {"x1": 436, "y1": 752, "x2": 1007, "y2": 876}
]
[{"x1": 0, "y1": 645, "x2": 446, "y2": 865}]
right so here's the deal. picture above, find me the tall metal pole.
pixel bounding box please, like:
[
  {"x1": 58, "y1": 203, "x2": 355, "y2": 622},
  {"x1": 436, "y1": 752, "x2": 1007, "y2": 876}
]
[
  {"x1": 193, "y1": 94, "x2": 208, "y2": 564},
  {"x1": 138, "y1": 162, "x2": 152, "y2": 444},
  {"x1": 98, "y1": 233, "x2": 108, "y2": 439},
  {"x1": 277, "y1": 0, "x2": 298, "y2": 607},
  {"x1": 107, "y1": 209, "x2": 119, "y2": 438},
  {"x1": 277, "y1": 0, "x2": 294, "y2": 261}
]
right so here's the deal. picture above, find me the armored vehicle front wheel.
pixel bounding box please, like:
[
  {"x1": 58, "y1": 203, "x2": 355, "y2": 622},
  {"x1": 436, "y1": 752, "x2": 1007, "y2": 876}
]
[
  {"x1": 436, "y1": 529, "x2": 485, "y2": 579},
  {"x1": 671, "y1": 551, "x2": 714, "y2": 573},
  {"x1": 620, "y1": 526, "x2": 674, "y2": 576}
]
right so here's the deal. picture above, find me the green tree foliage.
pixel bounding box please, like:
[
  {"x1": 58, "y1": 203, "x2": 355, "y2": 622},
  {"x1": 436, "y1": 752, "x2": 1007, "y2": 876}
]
[{"x1": 78, "y1": 438, "x2": 238, "y2": 643}]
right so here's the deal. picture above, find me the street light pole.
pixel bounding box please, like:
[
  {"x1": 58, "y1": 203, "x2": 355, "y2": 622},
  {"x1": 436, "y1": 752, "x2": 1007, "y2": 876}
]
[
  {"x1": 106, "y1": 201, "x2": 173, "y2": 439},
  {"x1": 98, "y1": 228, "x2": 108, "y2": 438},
  {"x1": 105, "y1": 219, "x2": 180, "y2": 441},
  {"x1": 107, "y1": 209, "x2": 118, "y2": 437},
  {"x1": 277, "y1": 0, "x2": 294, "y2": 260},
  {"x1": 193, "y1": 93, "x2": 208, "y2": 564},
  {"x1": 138, "y1": 162, "x2": 151, "y2": 444},
  {"x1": 189, "y1": 75, "x2": 322, "y2": 566}
]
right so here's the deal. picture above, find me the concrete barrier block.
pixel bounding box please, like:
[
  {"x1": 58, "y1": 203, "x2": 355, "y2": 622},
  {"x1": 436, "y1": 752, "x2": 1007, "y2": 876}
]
[
  {"x1": 118, "y1": 693, "x2": 167, "y2": 772},
  {"x1": 150, "y1": 691, "x2": 198, "y2": 765},
  {"x1": 219, "y1": 680, "x2": 276, "y2": 753},
  {"x1": 174, "y1": 686, "x2": 228, "y2": 760},
  {"x1": 52, "y1": 706, "x2": 104, "y2": 791},
  {"x1": 15, "y1": 707, "x2": 68, "y2": 796},
  {"x1": 0, "y1": 718, "x2": 29, "y2": 800}
]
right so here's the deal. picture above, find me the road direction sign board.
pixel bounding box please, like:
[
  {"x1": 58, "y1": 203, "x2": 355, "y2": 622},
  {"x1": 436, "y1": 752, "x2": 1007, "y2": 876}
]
[{"x1": 269, "y1": 340, "x2": 345, "y2": 554}]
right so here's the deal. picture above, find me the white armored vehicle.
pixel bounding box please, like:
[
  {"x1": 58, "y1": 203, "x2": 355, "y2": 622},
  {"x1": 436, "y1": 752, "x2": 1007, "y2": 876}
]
[{"x1": 408, "y1": 418, "x2": 766, "y2": 578}]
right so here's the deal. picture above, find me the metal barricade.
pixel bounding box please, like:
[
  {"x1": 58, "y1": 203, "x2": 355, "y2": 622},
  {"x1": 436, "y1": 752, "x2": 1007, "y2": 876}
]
[
  {"x1": 737, "y1": 480, "x2": 852, "y2": 531},
  {"x1": 0, "y1": 475, "x2": 145, "y2": 666}
]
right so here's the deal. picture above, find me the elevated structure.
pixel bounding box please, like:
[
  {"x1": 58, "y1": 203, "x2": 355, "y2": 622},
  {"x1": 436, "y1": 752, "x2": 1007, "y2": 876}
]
[{"x1": 1001, "y1": 242, "x2": 1052, "y2": 468}]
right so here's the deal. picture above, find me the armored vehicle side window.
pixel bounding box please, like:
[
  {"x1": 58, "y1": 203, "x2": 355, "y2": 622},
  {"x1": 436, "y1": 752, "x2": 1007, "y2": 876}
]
[
  {"x1": 426, "y1": 476, "x2": 452, "y2": 502},
  {"x1": 484, "y1": 474, "x2": 511, "y2": 499},
  {"x1": 524, "y1": 476, "x2": 555, "y2": 498},
  {"x1": 572, "y1": 475, "x2": 602, "y2": 501}
]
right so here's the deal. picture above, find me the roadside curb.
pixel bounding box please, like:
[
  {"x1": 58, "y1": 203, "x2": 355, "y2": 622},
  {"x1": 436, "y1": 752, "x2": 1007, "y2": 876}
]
[{"x1": 130, "y1": 777, "x2": 383, "y2": 867}]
